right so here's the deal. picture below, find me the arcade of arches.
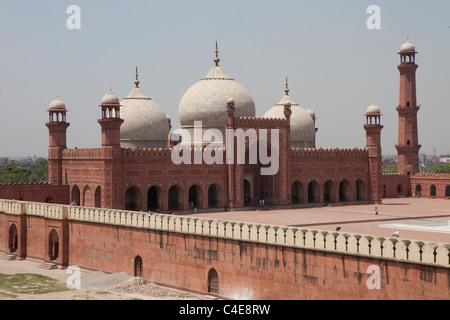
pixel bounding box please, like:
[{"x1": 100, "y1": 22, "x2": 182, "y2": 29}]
[
  {"x1": 71, "y1": 178, "x2": 369, "y2": 213},
  {"x1": 292, "y1": 179, "x2": 366, "y2": 205}
]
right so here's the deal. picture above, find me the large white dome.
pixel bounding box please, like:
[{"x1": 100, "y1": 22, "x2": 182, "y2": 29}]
[
  {"x1": 264, "y1": 93, "x2": 316, "y2": 148},
  {"x1": 120, "y1": 83, "x2": 170, "y2": 149},
  {"x1": 179, "y1": 64, "x2": 255, "y2": 131}
]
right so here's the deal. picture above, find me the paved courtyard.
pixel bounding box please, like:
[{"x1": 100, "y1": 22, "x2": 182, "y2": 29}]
[{"x1": 186, "y1": 198, "x2": 450, "y2": 244}]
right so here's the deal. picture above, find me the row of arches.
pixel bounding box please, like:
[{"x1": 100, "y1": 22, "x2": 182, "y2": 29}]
[
  {"x1": 72, "y1": 185, "x2": 101, "y2": 208},
  {"x1": 8, "y1": 224, "x2": 59, "y2": 262},
  {"x1": 134, "y1": 255, "x2": 219, "y2": 294},
  {"x1": 125, "y1": 184, "x2": 223, "y2": 212},
  {"x1": 415, "y1": 184, "x2": 450, "y2": 197},
  {"x1": 291, "y1": 179, "x2": 366, "y2": 205}
]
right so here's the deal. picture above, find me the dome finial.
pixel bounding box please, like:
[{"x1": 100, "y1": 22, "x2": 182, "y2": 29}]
[
  {"x1": 135, "y1": 66, "x2": 140, "y2": 88},
  {"x1": 214, "y1": 41, "x2": 220, "y2": 67},
  {"x1": 285, "y1": 76, "x2": 290, "y2": 95}
]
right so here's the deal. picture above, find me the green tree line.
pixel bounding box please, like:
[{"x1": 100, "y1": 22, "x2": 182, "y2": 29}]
[{"x1": 0, "y1": 158, "x2": 48, "y2": 184}]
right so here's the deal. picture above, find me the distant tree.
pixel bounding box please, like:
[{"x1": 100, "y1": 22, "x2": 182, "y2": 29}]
[
  {"x1": 0, "y1": 165, "x2": 32, "y2": 184},
  {"x1": 0, "y1": 158, "x2": 48, "y2": 184},
  {"x1": 426, "y1": 163, "x2": 450, "y2": 174},
  {"x1": 382, "y1": 163, "x2": 398, "y2": 174},
  {"x1": 30, "y1": 158, "x2": 48, "y2": 181}
]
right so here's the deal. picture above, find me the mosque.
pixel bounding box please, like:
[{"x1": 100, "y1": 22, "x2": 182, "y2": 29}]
[{"x1": 13, "y1": 39, "x2": 450, "y2": 211}]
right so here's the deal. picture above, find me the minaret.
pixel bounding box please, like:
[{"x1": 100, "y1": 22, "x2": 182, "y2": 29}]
[
  {"x1": 396, "y1": 39, "x2": 421, "y2": 175},
  {"x1": 364, "y1": 101, "x2": 383, "y2": 204},
  {"x1": 46, "y1": 97, "x2": 70, "y2": 185},
  {"x1": 98, "y1": 89, "x2": 124, "y2": 147}
]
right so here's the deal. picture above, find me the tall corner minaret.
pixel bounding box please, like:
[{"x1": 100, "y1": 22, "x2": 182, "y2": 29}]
[
  {"x1": 396, "y1": 38, "x2": 421, "y2": 176},
  {"x1": 364, "y1": 101, "x2": 383, "y2": 204},
  {"x1": 98, "y1": 89, "x2": 124, "y2": 148},
  {"x1": 46, "y1": 97, "x2": 70, "y2": 185}
]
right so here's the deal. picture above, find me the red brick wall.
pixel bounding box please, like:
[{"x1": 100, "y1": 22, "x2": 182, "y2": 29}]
[
  {"x1": 63, "y1": 220, "x2": 449, "y2": 300},
  {"x1": 0, "y1": 185, "x2": 69, "y2": 205},
  {"x1": 382, "y1": 174, "x2": 411, "y2": 198}
]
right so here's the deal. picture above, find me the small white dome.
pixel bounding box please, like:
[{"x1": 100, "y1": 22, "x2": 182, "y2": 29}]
[
  {"x1": 49, "y1": 96, "x2": 66, "y2": 110},
  {"x1": 102, "y1": 90, "x2": 120, "y2": 105},
  {"x1": 400, "y1": 39, "x2": 415, "y2": 52},
  {"x1": 264, "y1": 94, "x2": 315, "y2": 147},
  {"x1": 120, "y1": 86, "x2": 170, "y2": 149},
  {"x1": 366, "y1": 101, "x2": 381, "y2": 114}
]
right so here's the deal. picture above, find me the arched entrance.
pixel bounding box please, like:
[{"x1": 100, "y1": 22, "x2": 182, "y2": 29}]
[
  {"x1": 48, "y1": 229, "x2": 59, "y2": 261},
  {"x1": 134, "y1": 256, "x2": 143, "y2": 278},
  {"x1": 430, "y1": 185, "x2": 437, "y2": 197},
  {"x1": 415, "y1": 184, "x2": 422, "y2": 196},
  {"x1": 8, "y1": 224, "x2": 18, "y2": 253},
  {"x1": 397, "y1": 185, "x2": 403, "y2": 196},
  {"x1": 125, "y1": 186, "x2": 141, "y2": 211},
  {"x1": 244, "y1": 179, "x2": 252, "y2": 206},
  {"x1": 72, "y1": 185, "x2": 80, "y2": 205},
  {"x1": 446, "y1": 186, "x2": 450, "y2": 197},
  {"x1": 189, "y1": 185, "x2": 203, "y2": 209},
  {"x1": 339, "y1": 180, "x2": 350, "y2": 202},
  {"x1": 95, "y1": 187, "x2": 101, "y2": 208},
  {"x1": 324, "y1": 181, "x2": 335, "y2": 203},
  {"x1": 147, "y1": 186, "x2": 162, "y2": 212},
  {"x1": 208, "y1": 268, "x2": 219, "y2": 294},
  {"x1": 356, "y1": 179, "x2": 365, "y2": 201},
  {"x1": 308, "y1": 181, "x2": 320, "y2": 203},
  {"x1": 169, "y1": 185, "x2": 183, "y2": 211},
  {"x1": 291, "y1": 181, "x2": 303, "y2": 204},
  {"x1": 208, "y1": 184, "x2": 221, "y2": 208}
]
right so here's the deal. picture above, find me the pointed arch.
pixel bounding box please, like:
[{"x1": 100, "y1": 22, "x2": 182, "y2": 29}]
[
  {"x1": 430, "y1": 185, "x2": 437, "y2": 197},
  {"x1": 48, "y1": 229, "x2": 59, "y2": 261},
  {"x1": 208, "y1": 184, "x2": 222, "y2": 208},
  {"x1": 83, "y1": 186, "x2": 92, "y2": 207},
  {"x1": 291, "y1": 181, "x2": 303, "y2": 204},
  {"x1": 324, "y1": 181, "x2": 335, "y2": 203},
  {"x1": 308, "y1": 181, "x2": 320, "y2": 203},
  {"x1": 168, "y1": 185, "x2": 183, "y2": 211},
  {"x1": 8, "y1": 224, "x2": 18, "y2": 253},
  {"x1": 72, "y1": 185, "x2": 80, "y2": 206},
  {"x1": 148, "y1": 186, "x2": 162, "y2": 212},
  {"x1": 356, "y1": 179, "x2": 365, "y2": 201},
  {"x1": 339, "y1": 180, "x2": 350, "y2": 202},
  {"x1": 95, "y1": 186, "x2": 102, "y2": 208},
  {"x1": 189, "y1": 184, "x2": 203, "y2": 209},
  {"x1": 125, "y1": 186, "x2": 141, "y2": 211},
  {"x1": 208, "y1": 268, "x2": 219, "y2": 294},
  {"x1": 134, "y1": 256, "x2": 143, "y2": 278}
]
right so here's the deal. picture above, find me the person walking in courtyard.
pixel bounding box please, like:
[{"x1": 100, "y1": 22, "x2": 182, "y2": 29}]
[{"x1": 375, "y1": 206, "x2": 378, "y2": 215}]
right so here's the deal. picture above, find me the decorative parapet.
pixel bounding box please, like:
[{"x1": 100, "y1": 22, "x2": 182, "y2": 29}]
[
  {"x1": 413, "y1": 173, "x2": 450, "y2": 178},
  {"x1": 290, "y1": 148, "x2": 368, "y2": 158},
  {"x1": 63, "y1": 148, "x2": 102, "y2": 159},
  {"x1": 0, "y1": 182, "x2": 50, "y2": 186},
  {"x1": 234, "y1": 117, "x2": 289, "y2": 127},
  {"x1": 0, "y1": 199, "x2": 448, "y2": 269}
]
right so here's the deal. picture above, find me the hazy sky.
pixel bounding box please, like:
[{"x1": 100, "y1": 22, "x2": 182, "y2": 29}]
[{"x1": 0, "y1": 0, "x2": 449, "y2": 158}]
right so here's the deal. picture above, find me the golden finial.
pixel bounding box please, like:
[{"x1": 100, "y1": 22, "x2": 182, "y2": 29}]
[
  {"x1": 214, "y1": 41, "x2": 220, "y2": 67},
  {"x1": 285, "y1": 77, "x2": 290, "y2": 95},
  {"x1": 135, "y1": 66, "x2": 140, "y2": 88}
]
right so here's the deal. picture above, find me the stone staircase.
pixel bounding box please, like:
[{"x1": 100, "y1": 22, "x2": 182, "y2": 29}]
[
  {"x1": 37, "y1": 262, "x2": 58, "y2": 270},
  {"x1": 0, "y1": 253, "x2": 16, "y2": 261}
]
